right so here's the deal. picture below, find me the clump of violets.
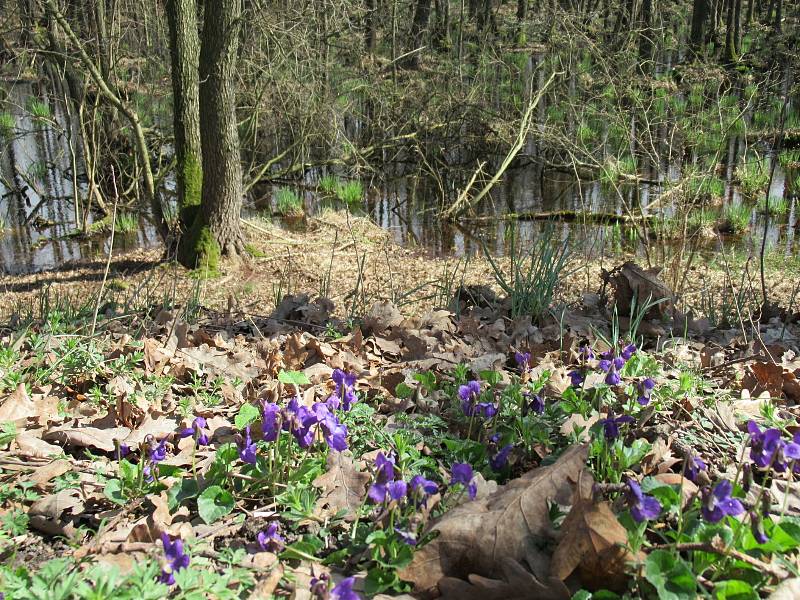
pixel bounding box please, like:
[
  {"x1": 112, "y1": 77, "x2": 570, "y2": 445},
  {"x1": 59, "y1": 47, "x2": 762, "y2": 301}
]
[
  {"x1": 450, "y1": 462, "x2": 478, "y2": 500},
  {"x1": 329, "y1": 369, "x2": 358, "y2": 411},
  {"x1": 249, "y1": 370, "x2": 355, "y2": 461},
  {"x1": 458, "y1": 379, "x2": 496, "y2": 418},
  {"x1": 625, "y1": 479, "x2": 662, "y2": 522},
  {"x1": 597, "y1": 344, "x2": 636, "y2": 387},
  {"x1": 600, "y1": 410, "x2": 635, "y2": 440},
  {"x1": 514, "y1": 351, "x2": 532, "y2": 373},
  {"x1": 257, "y1": 522, "x2": 285, "y2": 553},
  {"x1": 746, "y1": 421, "x2": 800, "y2": 473},
  {"x1": 159, "y1": 533, "x2": 190, "y2": 585},
  {"x1": 238, "y1": 426, "x2": 257, "y2": 464},
  {"x1": 368, "y1": 452, "x2": 406, "y2": 504},
  {"x1": 310, "y1": 574, "x2": 360, "y2": 600},
  {"x1": 701, "y1": 480, "x2": 744, "y2": 523},
  {"x1": 178, "y1": 416, "x2": 209, "y2": 446}
]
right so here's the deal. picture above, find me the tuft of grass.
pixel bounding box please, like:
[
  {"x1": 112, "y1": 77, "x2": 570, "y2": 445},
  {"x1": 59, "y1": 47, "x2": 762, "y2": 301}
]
[
  {"x1": 319, "y1": 174, "x2": 340, "y2": 194},
  {"x1": 718, "y1": 203, "x2": 751, "y2": 234},
  {"x1": 0, "y1": 112, "x2": 14, "y2": 139},
  {"x1": 274, "y1": 187, "x2": 304, "y2": 217},
  {"x1": 758, "y1": 195, "x2": 789, "y2": 216},
  {"x1": 335, "y1": 180, "x2": 363, "y2": 207},
  {"x1": 27, "y1": 99, "x2": 51, "y2": 121},
  {"x1": 483, "y1": 223, "x2": 572, "y2": 321},
  {"x1": 600, "y1": 155, "x2": 637, "y2": 184},
  {"x1": 735, "y1": 157, "x2": 769, "y2": 199},
  {"x1": 114, "y1": 213, "x2": 139, "y2": 234}
]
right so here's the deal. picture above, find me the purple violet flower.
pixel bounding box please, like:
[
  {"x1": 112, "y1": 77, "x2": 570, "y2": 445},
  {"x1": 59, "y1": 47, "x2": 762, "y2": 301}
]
[
  {"x1": 331, "y1": 369, "x2": 358, "y2": 411},
  {"x1": 489, "y1": 444, "x2": 513, "y2": 471},
  {"x1": 750, "y1": 511, "x2": 769, "y2": 544},
  {"x1": 598, "y1": 359, "x2": 612, "y2": 372},
  {"x1": 683, "y1": 453, "x2": 707, "y2": 483},
  {"x1": 580, "y1": 345, "x2": 594, "y2": 361},
  {"x1": 701, "y1": 480, "x2": 744, "y2": 523},
  {"x1": 605, "y1": 365, "x2": 621, "y2": 386},
  {"x1": 238, "y1": 426, "x2": 257, "y2": 464},
  {"x1": 514, "y1": 351, "x2": 532, "y2": 372},
  {"x1": 332, "y1": 577, "x2": 360, "y2": 600},
  {"x1": 568, "y1": 369, "x2": 585, "y2": 387},
  {"x1": 409, "y1": 475, "x2": 438, "y2": 505},
  {"x1": 747, "y1": 421, "x2": 788, "y2": 471},
  {"x1": 613, "y1": 356, "x2": 626, "y2": 370},
  {"x1": 261, "y1": 402, "x2": 282, "y2": 442},
  {"x1": 621, "y1": 343, "x2": 637, "y2": 360},
  {"x1": 395, "y1": 527, "x2": 417, "y2": 545},
  {"x1": 523, "y1": 393, "x2": 545, "y2": 416},
  {"x1": 159, "y1": 533, "x2": 190, "y2": 585},
  {"x1": 458, "y1": 380, "x2": 482, "y2": 416},
  {"x1": 179, "y1": 417, "x2": 209, "y2": 446},
  {"x1": 600, "y1": 410, "x2": 634, "y2": 440},
  {"x1": 257, "y1": 522, "x2": 285, "y2": 552},
  {"x1": 450, "y1": 462, "x2": 477, "y2": 500},
  {"x1": 637, "y1": 377, "x2": 656, "y2": 405},
  {"x1": 368, "y1": 452, "x2": 398, "y2": 504},
  {"x1": 625, "y1": 479, "x2": 662, "y2": 522}
]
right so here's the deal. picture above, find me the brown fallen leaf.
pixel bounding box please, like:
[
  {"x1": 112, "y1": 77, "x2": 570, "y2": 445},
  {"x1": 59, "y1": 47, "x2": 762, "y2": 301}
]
[
  {"x1": 438, "y1": 557, "x2": 570, "y2": 600},
  {"x1": 550, "y1": 470, "x2": 641, "y2": 592},
  {"x1": 44, "y1": 424, "x2": 131, "y2": 452},
  {"x1": 312, "y1": 451, "x2": 370, "y2": 522},
  {"x1": 15, "y1": 431, "x2": 64, "y2": 458},
  {"x1": 742, "y1": 361, "x2": 784, "y2": 399},
  {"x1": 248, "y1": 563, "x2": 284, "y2": 600},
  {"x1": 398, "y1": 445, "x2": 588, "y2": 593},
  {"x1": 27, "y1": 459, "x2": 73, "y2": 488},
  {"x1": 0, "y1": 383, "x2": 36, "y2": 425}
]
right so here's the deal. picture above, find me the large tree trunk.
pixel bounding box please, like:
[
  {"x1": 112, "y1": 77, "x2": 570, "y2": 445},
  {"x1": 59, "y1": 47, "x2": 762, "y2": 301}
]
[
  {"x1": 180, "y1": 0, "x2": 245, "y2": 269},
  {"x1": 404, "y1": 0, "x2": 432, "y2": 69},
  {"x1": 166, "y1": 0, "x2": 202, "y2": 233},
  {"x1": 690, "y1": 0, "x2": 709, "y2": 53}
]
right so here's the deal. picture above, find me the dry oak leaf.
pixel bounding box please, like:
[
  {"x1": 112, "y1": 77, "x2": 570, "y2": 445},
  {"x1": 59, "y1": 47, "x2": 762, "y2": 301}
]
[
  {"x1": 363, "y1": 300, "x2": 404, "y2": 335},
  {"x1": 43, "y1": 424, "x2": 131, "y2": 452},
  {"x1": 0, "y1": 383, "x2": 36, "y2": 425},
  {"x1": 550, "y1": 471, "x2": 642, "y2": 592},
  {"x1": 312, "y1": 451, "x2": 370, "y2": 522},
  {"x1": 742, "y1": 361, "x2": 784, "y2": 399},
  {"x1": 398, "y1": 444, "x2": 588, "y2": 593},
  {"x1": 437, "y1": 557, "x2": 570, "y2": 600},
  {"x1": 15, "y1": 431, "x2": 64, "y2": 458}
]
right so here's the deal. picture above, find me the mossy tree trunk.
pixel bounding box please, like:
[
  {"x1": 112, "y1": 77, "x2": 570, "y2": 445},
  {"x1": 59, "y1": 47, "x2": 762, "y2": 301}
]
[
  {"x1": 690, "y1": 0, "x2": 709, "y2": 53},
  {"x1": 179, "y1": 0, "x2": 245, "y2": 270},
  {"x1": 166, "y1": 0, "x2": 203, "y2": 234}
]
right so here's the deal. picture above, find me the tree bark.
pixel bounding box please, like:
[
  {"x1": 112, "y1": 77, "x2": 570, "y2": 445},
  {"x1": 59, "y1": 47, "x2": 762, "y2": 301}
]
[
  {"x1": 166, "y1": 0, "x2": 203, "y2": 232},
  {"x1": 690, "y1": 0, "x2": 709, "y2": 53},
  {"x1": 180, "y1": 0, "x2": 245, "y2": 268},
  {"x1": 404, "y1": 0, "x2": 432, "y2": 69},
  {"x1": 365, "y1": 0, "x2": 377, "y2": 53}
]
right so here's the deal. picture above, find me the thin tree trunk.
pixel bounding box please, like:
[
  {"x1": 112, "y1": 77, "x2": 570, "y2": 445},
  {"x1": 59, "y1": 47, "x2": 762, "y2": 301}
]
[
  {"x1": 405, "y1": 0, "x2": 432, "y2": 69},
  {"x1": 166, "y1": 0, "x2": 202, "y2": 233},
  {"x1": 365, "y1": 0, "x2": 377, "y2": 53}
]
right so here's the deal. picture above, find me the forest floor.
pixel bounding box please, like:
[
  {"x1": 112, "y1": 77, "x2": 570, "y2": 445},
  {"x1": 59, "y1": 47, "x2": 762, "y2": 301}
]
[{"x1": 3, "y1": 211, "x2": 800, "y2": 598}]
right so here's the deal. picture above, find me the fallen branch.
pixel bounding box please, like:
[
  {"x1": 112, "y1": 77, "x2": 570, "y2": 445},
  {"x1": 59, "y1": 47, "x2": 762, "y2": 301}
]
[{"x1": 442, "y1": 71, "x2": 558, "y2": 221}]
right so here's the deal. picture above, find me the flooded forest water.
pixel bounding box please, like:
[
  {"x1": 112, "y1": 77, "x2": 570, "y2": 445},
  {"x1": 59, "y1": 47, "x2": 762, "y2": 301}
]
[{"x1": 1, "y1": 58, "x2": 799, "y2": 275}]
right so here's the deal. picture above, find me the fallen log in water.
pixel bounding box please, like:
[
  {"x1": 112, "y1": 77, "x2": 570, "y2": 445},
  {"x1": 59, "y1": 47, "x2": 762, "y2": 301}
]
[{"x1": 457, "y1": 210, "x2": 660, "y2": 225}]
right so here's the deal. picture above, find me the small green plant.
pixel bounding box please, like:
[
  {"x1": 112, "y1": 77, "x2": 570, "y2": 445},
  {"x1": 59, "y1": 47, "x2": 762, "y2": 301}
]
[
  {"x1": 0, "y1": 112, "x2": 14, "y2": 138},
  {"x1": 274, "y1": 187, "x2": 303, "y2": 217},
  {"x1": 319, "y1": 174, "x2": 340, "y2": 193},
  {"x1": 735, "y1": 157, "x2": 769, "y2": 199},
  {"x1": 759, "y1": 195, "x2": 789, "y2": 216},
  {"x1": 27, "y1": 98, "x2": 51, "y2": 121},
  {"x1": 114, "y1": 213, "x2": 139, "y2": 234},
  {"x1": 484, "y1": 223, "x2": 572, "y2": 321},
  {"x1": 335, "y1": 180, "x2": 363, "y2": 206},
  {"x1": 718, "y1": 203, "x2": 751, "y2": 234}
]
